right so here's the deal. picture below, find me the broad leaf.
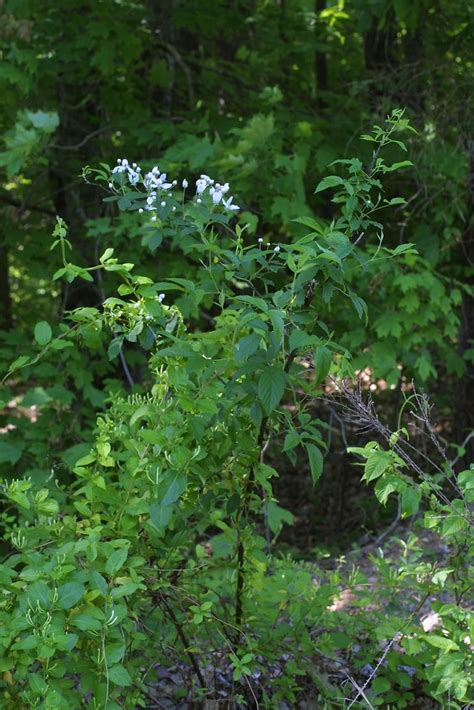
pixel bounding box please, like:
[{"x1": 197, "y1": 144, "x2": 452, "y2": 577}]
[{"x1": 257, "y1": 367, "x2": 286, "y2": 414}]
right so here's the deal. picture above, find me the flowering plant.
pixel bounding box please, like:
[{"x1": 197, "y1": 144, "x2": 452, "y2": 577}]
[{"x1": 2, "y1": 111, "x2": 466, "y2": 709}]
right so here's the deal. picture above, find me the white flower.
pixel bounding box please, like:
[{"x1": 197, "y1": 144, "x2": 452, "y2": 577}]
[
  {"x1": 196, "y1": 178, "x2": 208, "y2": 195},
  {"x1": 182, "y1": 178, "x2": 188, "y2": 189},
  {"x1": 172, "y1": 205, "x2": 176, "y2": 211},
  {"x1": 151, "y1": 215, "x2": 157, "y2": 222},
  {"x1": 258, "y1": 237, "x2": 263, "y2": 243},
  {"x1": 160, "y1": 201, "x2": 166, "y2": 207},
  {"x1": 108, "y1": 182, "x2": 113, "y2": 189},
  {"x1": 197, "y1": 198, "x2": 202, "y2": 204},
  {"x1": 122, "y1": 159, "x2": 129, "y2": 167},
  {"x1": 117, "y1": 158, "x2": 121, "y2": 164},
  {"x1": 158, "y1": 293, "x2": 165, "y2": 302},
  {"x1": 212, "y1": 189, "x2": 223, "y2": 205},
  {"x1": 128, "y1": 169, "x2": 140, "y2": 185},
  {"x1": 138, "y1": 208, "x2": 144, "y2": 214},
  {"x1": 274, "y1": 246, "x2": 280, "y2": 253},
  {"x1": 144, "y1": 173, "x2": 154, "y2": 190},
  {"x1": 222, "y1": 195, "x2": 239, "y2": 211},
  {"x1": 147, "y1": 196, "x2": 155, "y2": 206}
]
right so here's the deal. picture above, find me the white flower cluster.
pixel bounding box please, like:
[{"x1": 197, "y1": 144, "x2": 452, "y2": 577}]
[
  {"x1": 112, "y1": 158, "x2": 141, "y2": 185},
  {"x1": 195, "y1": 174, "x2": 239, "y2": 211},
  {"x1": 110, "y1": 159, "x2": 239, "y2": 215}
]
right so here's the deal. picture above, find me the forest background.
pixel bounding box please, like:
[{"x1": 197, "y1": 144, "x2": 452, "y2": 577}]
[{"x1": 0, "y1": 1, "x2": 473, "y2": 708}]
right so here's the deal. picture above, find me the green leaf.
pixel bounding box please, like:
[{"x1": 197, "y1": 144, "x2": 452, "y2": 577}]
[
  {"x1": 306, "y1": 443, "x2": 323, "y2": 484},
  {"x1": 108, "y1": 337, "x2": 124, "y2": 361},
  {"x1": 26, "y1": 110, "x2": 59, "y2": 133},
  {"x1": 150, "y1": 501, "x2": 173, "y2": 529},
  {"x1": 314, "y1": 175, "x2": 344, "y2": 194},
  {"x1": 423, "y1": 634, "x2": 459, "y2": 652},
  {"x1": 100, "y1": 247, "x2": 114, "y2": 263},
  {"x1": 108, "y1": 664, "x2": 132, "y2": 687},
  {"x1": 105, "y1": 547, "x2": 129, "y2": 577},
  {"x1": 257, "y1": 367, "x2": 286, "y2": 414},
  {"x1": 372, "y1": 677, "x2": 391, "y2": 693},
  {"x1": 283, "y1": 429, "x2": 301, "y2": 452},
  {"x1": 57, "y1": 582, "x2": 85, "y2": 610},
  {"x1": 363, "y1": 451, "x2": 392, "y2": 482},
  {"x1": 293, "y1": 216, "x2": 324, "y2": 233},
  {"x1": 441, "y1": 514, "x2": 467, "y2": 538},
  {"x1": 0, "y1": 441, "x2": 24, "y2": 465},
  {"x1": 400, "y1": 485, "x2": 421, "y2": 517},
  {"x1": 288, "y1": 329, "x2": 317, "y2": 353},
  {"x1": 235, "y1": 333, "x2": 261, "y2": 364},
  {"x1": 8, "y1": 354, "x2": 30, "y2": 372},
  {"x1": 90, "y1": 571, "x2": 108, "y2": 596},
  {"x1": 105, "y1": 643, "x2": 126, "y2": 665},
  {"x1": 314, "y1": 346, "x2": 332, "y2": 385},
  {"x1": 70, "y1": 608, "x2": 104, "y2": 631},
  {"x1": 161, "y1": 472, "x2": 187, "y2": 506},
  {"x1": 34, "y1": 321, "x2": 52, "y2": 346},
  {"x1": 267, "y1": 501, "x2": 294, "y2": 533},
  {"x1": 27, "y1": 581, "x2": 51, "y2": 608}
]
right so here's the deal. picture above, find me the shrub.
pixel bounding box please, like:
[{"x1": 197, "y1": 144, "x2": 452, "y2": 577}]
[{"x1": 0, "y1": 110, "x2": 471, "y2": 709}]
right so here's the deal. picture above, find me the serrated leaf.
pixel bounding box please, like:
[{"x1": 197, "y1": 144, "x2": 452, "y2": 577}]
[
  {"x1": 283, "y1": 429, "x2": 301, "y2": 452},
  {"x1": 363, "y1": 451, "x2": 392, "y2": 482},
  {"x1": 423, "y1": 634, "x2": 459, "y2": 652},
  {"x1": 257, "y1": 367, "x2": 286, "y2": 414},
  {"x1": 441, "y1": 514, "x2": 467, "y2": 538},
  {"x1": 288, "y1": 329, "x2": 318, "y2": 353}
]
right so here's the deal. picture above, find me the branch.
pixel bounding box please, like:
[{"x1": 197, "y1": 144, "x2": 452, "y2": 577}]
[{"x1": 49, "y1": 126, "x2": 111, "y2": 151}]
